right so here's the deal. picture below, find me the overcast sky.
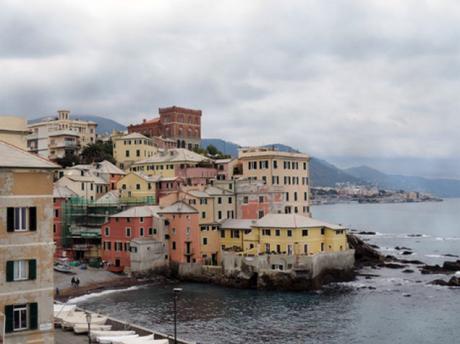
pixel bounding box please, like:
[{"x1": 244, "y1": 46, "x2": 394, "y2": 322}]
[{"x1": 1, "y1": 1, "x2": 460, "y2": 178}]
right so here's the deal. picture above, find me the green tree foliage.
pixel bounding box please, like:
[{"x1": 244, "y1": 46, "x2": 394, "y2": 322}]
[
  {"x1": 80, "y1": 141, "x2": 115, "y2": 164},
  {"x1": 55, "y1": 152, "x2": 80, "y2": 168},
  {"x1": 193, "y1": 144, "x2": 231, "y2": 159}
]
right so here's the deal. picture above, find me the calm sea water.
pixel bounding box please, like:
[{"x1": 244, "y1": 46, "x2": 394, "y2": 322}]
[{"x1": 79, "y1": 199, "x2": 460, "y2": 344}]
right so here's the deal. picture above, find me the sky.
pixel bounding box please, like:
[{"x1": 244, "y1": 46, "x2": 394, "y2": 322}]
[{"x1": 1, "y1": 0, "x2": 460, "y2": 178}]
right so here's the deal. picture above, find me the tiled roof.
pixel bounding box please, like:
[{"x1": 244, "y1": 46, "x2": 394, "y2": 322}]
[
  {"x1": 254, "y1": 214, "x2": 346, "y2": 230},
  {"x1": 186, "y1": 190, "x2": 212, "y2": 198},
  {"x1": 115, "y1": 132, "x2": 150, "y2": 140},
  {"x1": 110, "y1": 205, "x2": 162, "y2": 218},
  {"x1": 95, "y1": 160, "x2": 125, "y2": 175},
  {"x1": 220, "y1": 219, "x2": 256, "y2": 230},
  {"x1": 53, "y1": 185, "x2": 77, "y2": 198},
  {"x1": 134, "y1": 148, "x2": 209, "y2": 165},
  {"x1": 0, "y1": 140, "x2": 59, "y2": 169},
  {"x1": 158, "y1": 201, "x2": 198, "y2": 214}
]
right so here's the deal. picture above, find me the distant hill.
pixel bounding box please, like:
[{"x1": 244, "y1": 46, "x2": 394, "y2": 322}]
[
  {"x1": 345, "y1": 165, "x2": 460, "y2": 197},
  {"x1": 201, "y1": 138, "x2": 363, "y2": 187},
  {"x1": 310, "y1": 158, "x2": 365, "y2": 187},
  {"x1": 29, "y1": 115, "x2": 127, "y2": 134}
]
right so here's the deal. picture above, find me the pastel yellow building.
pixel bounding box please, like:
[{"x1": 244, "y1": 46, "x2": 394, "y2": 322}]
[
  {"x1": 238, "y1": 146, "x2": 311, "y2": 217},
  {"x1": 116, "y1": 172, "x2": 157, "y2": 203},
  {"x1": 113, "y1": 132, "x2": 157, "y2": 170},
  {"x1": 220, "y1": 214, "x2": 348, "y2": 256}
]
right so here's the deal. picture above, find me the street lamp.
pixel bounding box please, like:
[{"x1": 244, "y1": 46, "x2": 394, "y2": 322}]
[
  {"x1": 85, "y1": 312, "x2": 92, "y2": 344},
  {"x1": 173, "y1": 288, "x2": 183, "y2": 344}
]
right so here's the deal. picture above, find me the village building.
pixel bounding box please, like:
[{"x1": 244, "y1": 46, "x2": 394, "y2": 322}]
[
  {"x1": 0, "y1": 140, "x2": 58, "y2": 344},
  {"x1": 112, "y1": 132, "x2": 157, "y2": 170},
  {"x1": 0, "y1": 116, "x2": 30, "y2": 150},
  {"x1": 128, "y1": 106, "x2": 202, "y2": 150},
  {"x1": 53, "y1": 185, "x2": 76, "y2": 258},
  {"x1": 100, "y1": 206, "x2": 166, "y2": 273},
  {"x1": 27, "y1": 110, "x2": 97, "y2": 160},
  {"x1": 220, "y1": 214, "x2": 348, "y2": 257},
  {"x1": 238, "y1": 146, "x2": 311, "y2": 217}
]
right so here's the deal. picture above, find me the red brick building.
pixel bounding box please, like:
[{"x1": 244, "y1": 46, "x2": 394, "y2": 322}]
[{"x1": 128, "y1": 106, "x2": 202, "y2": 150}]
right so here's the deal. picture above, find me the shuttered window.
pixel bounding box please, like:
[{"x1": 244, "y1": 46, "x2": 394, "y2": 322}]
[
  {"x1": 6, "y1": 260, "x2": 37, "y2": 282},
  {"x1": 4, "y1": 303, "x2": 37, "y2": 333},
  {"x1": 6, "y1": 207, "x2": 37, "y2": 232}
]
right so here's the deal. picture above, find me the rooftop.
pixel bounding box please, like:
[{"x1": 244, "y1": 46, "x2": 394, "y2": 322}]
[
  {"x1": 220, "y1": 219, "x2": 256, "y2": 230},
  {"x1": 110, "y1": 205, "x2": 162, "y2": 218},
  {"x1": 134, "y1": 148, "x2": 209, "y2": 165},
  {"x1": 238, "y1": 146, "x2": 309, "y2": 160},
  {"x1": 115, "y1": 132, "x2": 151, "y2": 140},
  {"x1": 53, "y1": 185, "x2": 77, "y2": 198},
  {"x1": 158, "y1": 201, "x2": 198, "y2": 214},
  {"x1": 0, "y1": 140, "x2": 59, "y2": 169},
  {"x1": 254, "y1": 213, "x2": 346, "y2": 230}
]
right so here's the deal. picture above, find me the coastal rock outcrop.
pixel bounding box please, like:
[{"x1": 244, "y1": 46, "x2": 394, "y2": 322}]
[
  {"x1": 420, "y1": 260, "x2": 460, "y2": 274},
  {"x1": 429, "y1": 276, "x2": 460, "y2": 287},
  {"x1": 347, "y1": 234, "x2": 385, "y2": 267}
]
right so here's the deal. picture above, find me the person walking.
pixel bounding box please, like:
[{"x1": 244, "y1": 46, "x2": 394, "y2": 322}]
[
  {"x1": 71, "y1": 277, "x2": 76, "y2": 288},
  {"x1": 75, "y1": 277, "x2": 80, "y2": 288}
]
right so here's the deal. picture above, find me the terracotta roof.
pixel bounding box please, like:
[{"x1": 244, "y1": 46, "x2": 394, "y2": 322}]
[
  {"x1": 254, "y1": 214, "x2": 346, "y2": 230},
  {"x1": 0, "y1": 140, "x2": 59, "y2": 169}
]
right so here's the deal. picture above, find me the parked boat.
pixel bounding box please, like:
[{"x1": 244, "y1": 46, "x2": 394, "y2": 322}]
[
  {"x1": 90, "y1": 330, "x2": 136, "y2": 342},
  {"x1": 73, "y1": 323, "x2": 112, "y2": 334},
  {"x1": 97, "y1": 334, "x2": 139, "y2": 344},
  {"x1": 113, "y1": 336, "x2": 169, "y2": 344},
  {"x1": 54, "y1": 304, "x2": 77, "y2": 325},
  {"x1": 61, "y1": 311, "x2": 107, "y2": 330},
  {"x1": 54, "y1": 263, "x2": 74, "y2": 274}
]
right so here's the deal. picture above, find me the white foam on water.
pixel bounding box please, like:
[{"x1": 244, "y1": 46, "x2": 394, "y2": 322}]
[
  {"x1": 66, "y1": 286, "x2": 143, "y2": 304},
  {"x1": 425, "y1": 254, "x2": 443, "y2": 258}
]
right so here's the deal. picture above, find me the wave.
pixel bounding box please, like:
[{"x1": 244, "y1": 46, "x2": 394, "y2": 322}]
[
  {"x1": 425, "y1": 254, "x2": 444, "y2": 258},
  {"x1": 66, "y1": 286, "x2": 143, "y2": 304},
  {"x1": 435, "y1": 237, "x2": 460, "y2": 241}
]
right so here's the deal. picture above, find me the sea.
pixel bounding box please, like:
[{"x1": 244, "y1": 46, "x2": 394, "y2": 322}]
[{"x1": 77, "y1": 199, "x2": 460, "y2": 344}]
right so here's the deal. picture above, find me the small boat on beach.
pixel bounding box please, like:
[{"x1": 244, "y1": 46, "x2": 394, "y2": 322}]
[
  {"x1": 112, "y1": 336, "x2": 169, "y2": 344},
  {"x1": 90, "y1": 330, "x2": 136, "y2": 342},
  {"x1": 73, "y1": 323, "x2": 112, "y2": 334},
  {"x1": 54, "y1": 304, "x2": 77, "y2": 325},
  {"x1": 54, "y1": 263, "x2": 74, "y2": 274},
  {"x1": 97, "y1": 334, "x2": 139, "y2": 344}
]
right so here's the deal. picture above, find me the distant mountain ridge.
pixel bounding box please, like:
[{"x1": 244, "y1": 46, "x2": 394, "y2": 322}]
[{"x1": 29, "y1": 115, "x2": 127, "y2": 134}]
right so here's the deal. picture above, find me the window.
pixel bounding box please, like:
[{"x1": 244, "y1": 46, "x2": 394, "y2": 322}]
[
  {"x1": 203, "y1": 238, "x2": 208, "y2": 245},
  {"x1": 321, "y1": 243, "x2": 325, "y2": 251},
  {"x1": 126, "y1": 228, "x2": 131, "y2": 237},
  {"x1": 294, "y1": 192, "x2": 298, "y2": 201},
  {"x1": 140, "y1": 217, "x2": 144, "y2": 223},
  {"x1": 262, "y1": 229, "x2": 271, "y2": 236},
  {"x1": 136, "y1": 184, "x2": 140, "y2": 190},
  {"x1": 218, "y1": 211, "x2": 222, "y2": 220},
  {"x1": 243, "y1": 196, "x2": 248, "y2": 204},
  {"x1": 172, "y1": 241, "x2": 176, "y2": 250},
  {"x1": 105, "y1": 227, "x2": 110, "y2": 236},
  {"x1": 232, "y1": 230, "x2": 240, "y2": 238},
  {"x1": 273, "y1": 160, "x2": 278, "y2": 169},
  {"x1": 13, "y1": 304, "x2": 28, "y2": 331},
  {"x1": 304, "y1": 244, "x2": 308, "y2": 254},
  {"x1": 7, "y1": 207, "x2": 36, "y2": 232},
  {"x1": 287, "y1": 230, "x2": 292, "y2": 237},
  {"x1": 228, "y1": 197, "x2": 233, "y2": 204},
  {"x1": 218, "y1": 197, "x2": 222, "y2": 204},
  {"x1": 201, "y1": 212, "x2": 206, "y2": 219},
  {"x1": 321, "y1": 228, "x2": 325, "y2": 235},
  {"x1": 258, "y1": 210, "x2": 264, "y2": 219},
  {"x1": 275, "y1": 229, "x2": 280, "y2": 236},
  {"x1": 220, "y1": 230, "x2": 225, "y2": 238},
  {"x1": 55, "y1": 209, "x2": 59, "y2": 217},
  {"x1": 148, "y1": 227, "x2": 153, "y2": 235},
  {"x1": 302, "y1": 229, "x2": 309, "y2": 236},
  {"x1": 9, "y1": 260, "x2": 32, "y2": 281},
  {"x1": 140, "y1": 227, "x2": 144, "y2": 236},
  {"x1": 136, "y1": 149, "x2": 140, "y2": 157},
  {"x1": 125, "y1": 150, "x2": 130, "y2": 157}
]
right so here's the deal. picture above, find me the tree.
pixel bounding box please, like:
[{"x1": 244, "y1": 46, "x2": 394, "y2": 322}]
[
  {"x1": 80, "y1": 141, "x2": 115, "y2": 164},
  {"x1": 55, "y1": 152, "x2": 80, "y2": 168}
]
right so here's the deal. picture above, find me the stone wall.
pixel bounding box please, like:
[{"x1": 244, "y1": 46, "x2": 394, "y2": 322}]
[{"x1": 176, "y1": 250, "x2": 355, "y2": 291}]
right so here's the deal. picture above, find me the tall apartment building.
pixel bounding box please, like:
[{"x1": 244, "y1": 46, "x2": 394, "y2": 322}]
[
  {"x1": 0, "y1": 140, "x2": 58, "y2": 344},
  {"x1": 238, "y1": 147, "x2": 311, "y2": 216},
  {"x1": 27, "y1": 109, "x2": 97, "y2": 160},
  {"x1": 128, "y1": 106, "x2": 202, "y2": 150}
]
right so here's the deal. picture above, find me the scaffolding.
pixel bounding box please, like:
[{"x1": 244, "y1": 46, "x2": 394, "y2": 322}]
[{"x1": 61, "y1": 195, "x2": 155, "y2": 259}]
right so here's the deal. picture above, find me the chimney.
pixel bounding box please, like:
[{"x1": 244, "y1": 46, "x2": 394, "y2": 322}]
[{"x1": 143, "y1": 119, "x2": 147, "y2": 123}]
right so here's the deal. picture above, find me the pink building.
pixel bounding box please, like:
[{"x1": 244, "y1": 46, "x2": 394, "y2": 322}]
[
  {"x1": 176, "y1": 166, "x2": 218, "y2": 186},
  {"x1": 158, "y1": 201, "x2": 202, "y2": 264},
  {"x1": 101, "y1": 206, "x2": 164, "y2": 272}
]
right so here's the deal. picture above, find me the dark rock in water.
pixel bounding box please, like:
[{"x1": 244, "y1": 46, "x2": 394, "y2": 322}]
[
  {"x1": 429, "y1": 279, "x2": 448, "y2": 286},
  {"x1": 347, "y1": 234, "x2": 385, "y2": 267},
  {"x1": 429, "y1": 277, "x2": 460, "y2": 287},
  {"x1": 402, "y1": 269, "x2": 415, "y2": 273},
  {"x1": 442, "y1": 260, "x2": 460, "y2": 271},
  {"x1": 400, "y1": 259, "x2": 425, "y2": 265},
  {"x1": 357, "y1": 231, "x2": 376, "y2": 235},
  {"x1": 407, "y1": 234, "x2": 423, "y2": 237},
  {"x1": 368, "y1": 286, "x2": 376, "y2": 290},
  {"x1": 401, "y1": 251, "x2": 413, "y2": 255},
  {"x1": 444, "y1": 254, "x2": 459, "y2": 258},
  {"x1": 420, "y1": 261, "x2": 460, "y2": 274},
  {"x1": 403, "y1": 294, "x2": 411, "y2": 297},
  {"x1": 383, "y1": 263, "x2": 406, "y2": 269},
  {"x1": 395, "y1": 246, "x2": 412, "y2": 251},
  {"x1": 370, "y1": 244, "x2": 380, "y2": 249}
]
